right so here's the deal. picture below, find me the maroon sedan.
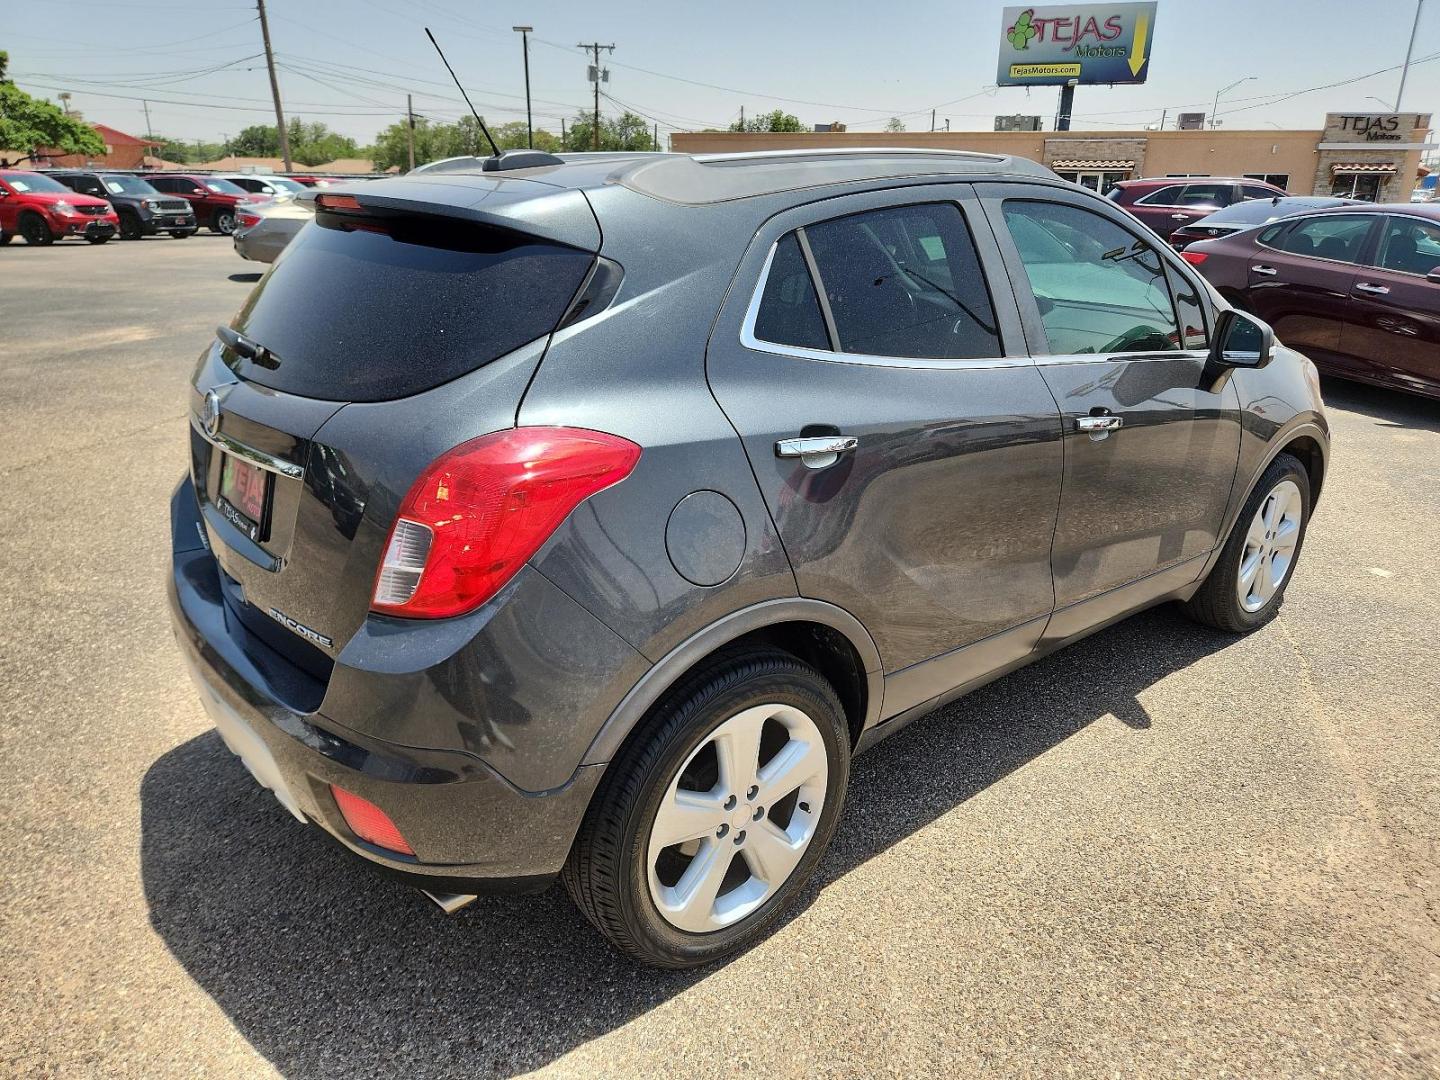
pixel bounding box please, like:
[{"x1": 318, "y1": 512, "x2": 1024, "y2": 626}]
[
  {"x1": 1183, "y1": 203, "x2": 1440, "y2": 400},
  {"x1": 1107, "y1": 177, "x2": 1288, "y2": 242}
]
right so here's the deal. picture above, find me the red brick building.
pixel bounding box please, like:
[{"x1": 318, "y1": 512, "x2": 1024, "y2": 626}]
[{"x1": 41, "y1": 123, "x2": 162, "y2": 169}]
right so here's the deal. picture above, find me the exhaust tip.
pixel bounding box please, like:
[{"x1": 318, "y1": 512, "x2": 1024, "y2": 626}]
[{"x1": 421, "y1": 889, "x2": 478, "y2": 915}]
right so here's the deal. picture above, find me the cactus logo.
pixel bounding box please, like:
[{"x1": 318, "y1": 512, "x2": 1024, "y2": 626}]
[{"x1": 1008, "y1": 10, "x2": 1039, "y2": 50}]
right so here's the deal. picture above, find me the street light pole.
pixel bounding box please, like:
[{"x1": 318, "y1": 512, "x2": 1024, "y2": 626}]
[
  {"x1": 1396, "y1": 0, "x2": 1425, "y2": 111},
  {"x1": 1210, "y1": 76, "x2": 1256, "y2": 129},
  {"x1": 513, "y1": 26, "x2": 533, "y2": 149}
]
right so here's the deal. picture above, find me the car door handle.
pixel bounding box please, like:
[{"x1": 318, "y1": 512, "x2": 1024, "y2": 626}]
[
  {"x1": 1075, "y1": 415, "x2": 1124, "y2": 433},
  {"x1": 1354, "y1": 281, "x2": 1390, "y2": 296},
  {"x1": 1171, "y1": 213, "x2": 1190, "y2": 221},
  {"x1": 1252, "y1": 265, "x2": 1278, "y2": 277},
  {"x1": 775, "y1": 435, "x2": 858, "y2": 469}
]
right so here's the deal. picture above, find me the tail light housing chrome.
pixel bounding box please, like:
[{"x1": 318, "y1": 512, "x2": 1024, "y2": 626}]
[{"x1": 371, "y1": 427, "x2": 641, "y2": 619}]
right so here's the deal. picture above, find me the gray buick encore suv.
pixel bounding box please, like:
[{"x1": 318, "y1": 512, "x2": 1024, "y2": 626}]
[{"x1": 168, "y1": 148, "x2": 1329, "y2": 967}]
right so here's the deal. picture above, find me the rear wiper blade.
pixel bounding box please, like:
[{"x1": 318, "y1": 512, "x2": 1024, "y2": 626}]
[{"x1": 216, "y1": 325, "x2": 281, "y2": 370}]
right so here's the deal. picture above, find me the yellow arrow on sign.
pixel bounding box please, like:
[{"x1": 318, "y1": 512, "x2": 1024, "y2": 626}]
[{"x1": 1128, "y1": 12, "x2": 1150, "y2": 77}]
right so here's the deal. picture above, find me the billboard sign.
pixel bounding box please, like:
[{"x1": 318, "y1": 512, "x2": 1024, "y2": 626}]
[{"x1": 998, "y1": 3, "x2": 1157, "y2": 86}]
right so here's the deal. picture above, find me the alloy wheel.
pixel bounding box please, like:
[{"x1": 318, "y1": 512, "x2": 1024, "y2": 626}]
[
  {"x1": 216, "y1": 211, "x2": 236, "y2": 235},
  {"x1": 646, "y1": 702, "x2": 828, "y2": 933},
  {"x1": 1237, "y1": 478, "x2": 1303, "y2": 612}
]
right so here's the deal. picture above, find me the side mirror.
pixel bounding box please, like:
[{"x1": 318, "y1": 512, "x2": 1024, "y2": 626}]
[
  {"x1": 1426, "y1": 268, "x2": 1440, "y2": 284},
  {"x1": 1212, "y1": 308, "x2": 1275, "y2": 369}
]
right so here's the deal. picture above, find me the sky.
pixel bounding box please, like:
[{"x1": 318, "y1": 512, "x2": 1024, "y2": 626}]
[{"x1": 2, "y1": 0, "x2": 1437, "y2": 150}]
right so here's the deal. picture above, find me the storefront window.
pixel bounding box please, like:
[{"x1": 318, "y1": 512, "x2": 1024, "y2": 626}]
[
  {"x1": 1056, "y1": 169, "x2": 1133, "y2": 191},
  {"x1": 1244, "y1": 173, "x2": 1290, "y2": 189},
  {"x1": 1331, "y1": 174, "x2": 1384, "y2": 201}
]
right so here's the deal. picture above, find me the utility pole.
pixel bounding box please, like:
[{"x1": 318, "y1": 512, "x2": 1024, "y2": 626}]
[
  {"x1": 1158, "y1": 108, "x2": 1167, "y2": 131},
  {"x1": 562, "y1": 118, "x2": 567, "y2": 146},
  {"x1": 578, "y1": 41, "x2": 614, "y2": 150},
  {"x1": 740, "y1": 105, "x2": 745, "y2": 130},
  {"x1": 406, "y1": 94, "x2": 416, "y2": 171},
  {"x1": 513, "y1": 26, "x2": 534, "y2": 148},
  {"x1": 255, "y1": 0, "x2": 292, "y2": 171},
  {"x1": 653, "y1": 122, "x2": 659, "y2": 151},
  {"x1": 142, "y1": 99, "x2": 153, "y2": 140},
  {"x1": 1396, "y1": 0, "x2": 1425, "y2": 110},
  {"x1": 931, "y1": 108, "x2": 936, "y2": 132}
]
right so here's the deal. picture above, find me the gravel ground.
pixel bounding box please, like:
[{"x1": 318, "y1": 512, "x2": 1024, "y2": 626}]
[{"x1": 2, "y1": 236, "x2": 1438, "y2": 1079}]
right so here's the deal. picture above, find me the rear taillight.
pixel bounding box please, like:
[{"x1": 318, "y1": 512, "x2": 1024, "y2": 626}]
[
  {"x1": 237, "y1": 211, "x2": 262, "y2": 229},
  {"x1": 316, "y1": 193, "x2": 362, "y2": 212},
  {"x1": 1181, "y1": 250, "x2": 1208, "y2": 265},
  {"x1": 330, "y1": 785, "x2": 413, "y2": 854},
  {"x1": 372, "y1": 427, "x2": 642, "y2": 619}
]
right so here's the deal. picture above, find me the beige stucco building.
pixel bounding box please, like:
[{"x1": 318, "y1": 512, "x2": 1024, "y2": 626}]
[{"x1": 672, "y1": 112, "x2": 1433, "y2": 202}]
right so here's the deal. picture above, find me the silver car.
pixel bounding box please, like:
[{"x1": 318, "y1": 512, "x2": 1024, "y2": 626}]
[{"x1": 232, "y1": 193, "x2": 314, "y2": 263}]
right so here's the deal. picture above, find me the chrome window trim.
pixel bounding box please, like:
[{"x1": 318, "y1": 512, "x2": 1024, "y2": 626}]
[
  {"x1": 739, "y1": 240, "x2": 1033, "y2": 372},
  {"x1": 1034, "y1": 349, "x2": 1211, "y2": 368},
  {"x1": 190, "y1": 415, "x2": 305, "y2": 479}
]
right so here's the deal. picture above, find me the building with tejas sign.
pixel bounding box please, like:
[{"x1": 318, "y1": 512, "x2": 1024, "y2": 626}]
[{"x1": 672, "y1": 113, "x2": 1435, "y2": 203}]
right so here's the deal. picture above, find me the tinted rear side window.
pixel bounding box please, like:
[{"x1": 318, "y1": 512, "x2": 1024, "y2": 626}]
[
  {"x1": 804, "y1": 203, "x2": 1001, "y2": 359},
  {"x1": 753, "y1": 233, "x2": 829, "y2": 350},
  {"x1": 1269, "y1": 215, "x2": 1375, "y2": 263},
  {"x1": 227, "y1": 212, "x2": 594, "y2": 401}
]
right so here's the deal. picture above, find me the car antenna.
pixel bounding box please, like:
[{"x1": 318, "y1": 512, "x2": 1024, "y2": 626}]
[{"x1": 424, "y1": 27, "x2": 500, "y2": 158}]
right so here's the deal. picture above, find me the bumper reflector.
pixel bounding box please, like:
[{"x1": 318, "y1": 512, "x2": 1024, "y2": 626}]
[{"x1": 330, "y1": 784, "x2": 414, "y2": 855}]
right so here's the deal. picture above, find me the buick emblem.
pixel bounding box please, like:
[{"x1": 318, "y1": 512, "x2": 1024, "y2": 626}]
[{"x1": 202, "y1": 389, "x2": 222, "y2": 437}]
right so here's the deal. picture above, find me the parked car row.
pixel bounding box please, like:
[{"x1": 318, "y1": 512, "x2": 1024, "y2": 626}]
[{"x1": 1, "y1": 168, "x2": 362, "y2": 245}]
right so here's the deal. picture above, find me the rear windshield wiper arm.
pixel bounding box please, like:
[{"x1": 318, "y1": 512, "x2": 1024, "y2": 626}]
[{"x1": 216, "y1": 325, "x2": 281, "y2": 370}]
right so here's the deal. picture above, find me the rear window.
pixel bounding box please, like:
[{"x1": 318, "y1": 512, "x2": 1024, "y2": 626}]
[{"x1": 226, "y1": 211, "x2": 594, "y2": 401}]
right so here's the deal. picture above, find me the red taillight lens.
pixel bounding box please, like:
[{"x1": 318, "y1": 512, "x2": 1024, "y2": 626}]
[
  {"x1": 1181, "y1": 250, "x2": 1208, "y2": 265},
  {"x1": 237, "y1": 212, "x2": 262, "y2": 229},
  {"x1": 372, "y1": 427, "x2": 642, "y2": 619},
  {"x1": 317, "y1": 193, "x2": 362, "y2": 211},
  {"x1": 330, "y1": 785, "x2": 414, "y2": 854}
]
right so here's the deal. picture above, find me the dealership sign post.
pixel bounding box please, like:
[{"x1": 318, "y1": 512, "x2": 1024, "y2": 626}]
[{"x1": 998, "y1": 3, "x2": 1158, "y2": 130}]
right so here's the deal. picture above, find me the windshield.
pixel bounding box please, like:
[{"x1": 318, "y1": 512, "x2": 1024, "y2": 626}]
[
  {"x1": 267, "y1": 177, "x2": 307, "y2": 194},
  {"x1": 2, "y1": 172, "x2": 69, "y2": 193},
  {"x1": 101, "y1": 175, "x2": 160, "y2": 195},
  {"x1": 203, "y1": 178, "x2": 248, "y2": 195},
  {"x1": 1203, "y1": 198, "x2": 1353, "y2": 226}
]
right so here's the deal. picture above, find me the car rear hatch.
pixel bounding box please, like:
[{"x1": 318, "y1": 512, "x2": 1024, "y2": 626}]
[{"x1": 186, "y1": 175, "x2": 600, "y2": 703}]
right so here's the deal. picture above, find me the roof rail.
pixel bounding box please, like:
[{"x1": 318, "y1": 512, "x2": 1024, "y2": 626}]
[{"x1": 692, "y1": 147, "x2": 1008, "y2": 164}]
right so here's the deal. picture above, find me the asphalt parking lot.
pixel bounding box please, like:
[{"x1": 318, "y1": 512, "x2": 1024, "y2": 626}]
[{"x1": 2, "y1": 234, "x2": 1438, "y2": 1078}]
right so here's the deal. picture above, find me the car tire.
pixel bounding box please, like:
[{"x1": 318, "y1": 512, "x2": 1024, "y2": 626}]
[
  {"x1": 564, "y1": 647, "x2": 850, "y2": 969},
  {"x1": 86, "y1": 236, "x2": 110, "y2": 244},
  {"x1": 19, "y1": 213, "x2": 54, "y2": 246},
  {"x1": 1182, "y1": 452, "x2": 1310, "y2": 633},
  {"x1": 119, "y1": 212, "x2": 143, "y2": 240},
  {"x1": 0, "y1": 232, "x2": 11, "y2": 245},
  {"x1": 212, "y1": 211, "x2": 236, "y2": 235},
  {"x1": 170, "y1": 230, "x2": 192, "y2": 239}
]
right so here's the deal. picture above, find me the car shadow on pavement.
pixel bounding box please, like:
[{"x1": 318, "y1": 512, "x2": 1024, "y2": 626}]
[
  {"x1": 141, "y1": 605, "x2": 1232, "y2": 1077},
  {"x1": 228, "y1": 272, "x2": 263, "y2": 283},
  {"x1": 1319, "y1": 376, "x2": 1439, "y2": 432}
]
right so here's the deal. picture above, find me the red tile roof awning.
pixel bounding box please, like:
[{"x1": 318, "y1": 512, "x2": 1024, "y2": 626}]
[
  {"x1": 1331, "y1": 162, "x2": 1397, "y2": 174},
  {"x1": 1050, "y1": 159, "x2": 1135, "y2": 170}
]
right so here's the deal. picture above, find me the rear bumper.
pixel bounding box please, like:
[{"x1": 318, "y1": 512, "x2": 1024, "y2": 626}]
[{"x1": 166, "y1": 484, "x2": 602, "y2": 892}]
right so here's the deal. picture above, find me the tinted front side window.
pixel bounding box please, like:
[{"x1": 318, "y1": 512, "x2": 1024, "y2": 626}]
[
  {"x1": 1177, "y1": 183, "x2": 1233, "y2": 208},
  {"x1": 1270, "y1": 215, "x2": 1374, "y2": 263},
  {"x1": 1002, "y1": 200, "x2": 1182, "y2": 355},
  {"x1": 804, "y1": 203, "x2": 1000, "y2": 359},
  {"x1": 228, "y1": 211, "x2": 594, "y2": 402},
  {"x1": 753, "y1": 233, "x2": 829, "y2": 350},
  {"x1": 1376, "y1": 216, "x2": 1440, "y2": 276}
]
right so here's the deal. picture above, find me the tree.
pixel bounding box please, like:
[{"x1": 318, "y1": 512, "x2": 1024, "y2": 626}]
[
  {"x1": 367, "y1": 115, "x2": 564, "y2": 171},
  {"x1": 0, "y1": 51, "x2": 105, "y2": 166},
  {"x1": 884, "y1": 117, "x2": 906, "y2": 132},
  {"x1": 228, "y1": 120, "x2": 360, "y2": 165},
  {"x1": 231, "y1": 124, "x2": 279, "y2": 157},
  {"x1": 561, "y1": 110, "x2": 657, "y2": 152},
  {"x1": 729, "y1": 109, "x2": 805, "y2": 133}
]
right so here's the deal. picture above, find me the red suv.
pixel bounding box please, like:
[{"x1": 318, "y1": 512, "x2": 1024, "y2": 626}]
[
  {"x1": 141, "y1": 173, "x2": 269, "y2": 235},
  {"x1": 1107, "y1": 177, "x2": 1288, "y2": 242},
  {"x1": 0, "y1": 170, "x2": 119, "y2": 245}
]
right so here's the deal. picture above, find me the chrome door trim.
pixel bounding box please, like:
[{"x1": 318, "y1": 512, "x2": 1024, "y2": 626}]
[
  {"x1": 189, "y1": 415, "x2": 305, "y2": 479},
  {"x1": 739, "y1": 241, "x2": 1035, "y2": 372}
]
